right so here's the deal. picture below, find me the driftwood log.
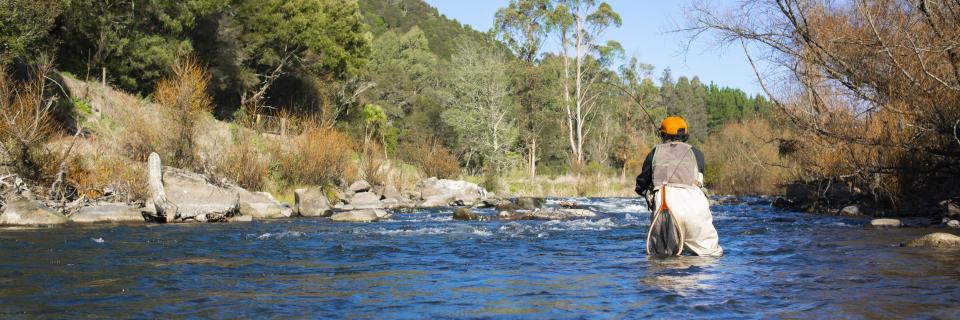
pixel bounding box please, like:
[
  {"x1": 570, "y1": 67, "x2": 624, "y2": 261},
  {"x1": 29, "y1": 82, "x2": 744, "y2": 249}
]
[{"x1": 148, "y1": 152, "x2": 177, "y2": 222}]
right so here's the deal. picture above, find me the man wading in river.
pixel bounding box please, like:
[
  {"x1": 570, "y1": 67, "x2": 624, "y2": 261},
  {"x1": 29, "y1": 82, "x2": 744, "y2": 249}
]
[{"x1": 636, "y1": 116, "x2": 723, "y2": 256}]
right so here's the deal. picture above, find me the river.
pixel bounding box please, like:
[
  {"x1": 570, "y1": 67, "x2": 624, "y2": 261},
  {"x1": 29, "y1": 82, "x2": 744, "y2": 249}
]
[{"x1": 1, "y1": 197, "x2": 958, "y2": 318}]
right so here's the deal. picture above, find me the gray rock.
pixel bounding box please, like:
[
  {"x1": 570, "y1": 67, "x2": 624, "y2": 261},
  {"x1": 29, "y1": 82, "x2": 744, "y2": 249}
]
[
  {"x1": 349, "y1": 192, "x2": 383, "y2": 209},
  {"x1": 906, "y1": 232, "x2": 960, "y2": 248},
  {"x1": 942, "y1": 200, "x2": 960, "y2": 219},
  {"x1": 329, "y1": 209, "x2": 390, "y2": 222},
  {"x1": 515, "y1": 197, "x2": 544, "y2": 210},
  {"x1": 0, "y1": 196, "x2": 69, "y2": 225},
  {"x1": 349, "y1": 180, "x2": 372, "y2": 193},
  {"x1": 526, "y1": 208, "x2": 597, "y2": 220},
  {"x1": 420, "y1": 195, "x2": 456, "y2": 208},
  {"x1": 162, "y1": 167, "x2": 239, "y2": 222},
  {"x1": 228, "y1": 215, "x2": 253, "y2": 222},
  {"x1": 295, "y1": 187, "x2": 332, "y2": 217},
  {"x1": 947, "y1": 220, "x2": 959, "y2": 229},
  {"x1": 381, "y1": 185, "x2": 403, "y2": 200},
  {"x1": 333, "y1": 204, "x2": 355, "y2": 211},
  {"x1": 870, "y1": 218, "x2": 902, "y2": 228},
  {"x1": 416, "y1": 178, "x2": 487, "y2": 207},
  {"x1": 71, "y1": 203, "x2": 144, "y2": 223},
  {"x1": 238, "y1": 190, "x2": 291, "y2": 219},
  {"x1": 497, "y1": 208, "x2": 597, "y2": 221},
  {"x1": 453, "y1": 208, "x2": 480, "y2": 221},
  {"x1": 840, "y1": 205, "x2": 861, "y2": 216}
]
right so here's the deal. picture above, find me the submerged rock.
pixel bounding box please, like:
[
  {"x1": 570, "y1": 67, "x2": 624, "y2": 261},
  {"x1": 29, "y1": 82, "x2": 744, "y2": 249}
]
[
  {"x1": 497, "y1": 208, "x2": 597, "y2": 221},
  {"x1": 840, "y1": 205, "x2": 861, "y2": 216},
  {"x1": 515, "y1": 197, "x2": 544, "y2": 210},
  {"x1": 71, "y1": 203, "x2": 144, "y2": 223},
  {"x1": 453, "y1": 208, "x2": 480, "y2": 221},
  {"x1": 329, "y1": 209, "x2": 390, "y2": 222},
  {"x1": 295, "y1": 187, "x2": 332, "y2": 217},
  {"x1": 869, "y1": 218, "x2": 902, "y2": 228},
  {"x1": 906, "y1": 232, "x2": 960, "y2": 248},
  {"x1": 0, "y1": 196, "x2": 69, "y2": 225}
]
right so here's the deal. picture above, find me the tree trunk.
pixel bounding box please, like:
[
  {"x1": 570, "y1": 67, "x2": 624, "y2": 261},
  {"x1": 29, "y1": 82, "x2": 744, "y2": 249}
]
[
  {"x1": 147, "y1": 152, "x2": 177, "y2": 223},
  {"x1": 528, "y1": 138, "x2": 537, "y2": 178}
]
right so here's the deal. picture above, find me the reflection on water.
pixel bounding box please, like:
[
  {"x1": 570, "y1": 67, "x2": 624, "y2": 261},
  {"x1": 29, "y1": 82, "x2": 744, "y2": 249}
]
[
  {"x1": 642, "y1": 256, "x2": 720, "y2": 296},
  {"x1": 0, "y1": 197, "x2": 959, "y2": 318}
]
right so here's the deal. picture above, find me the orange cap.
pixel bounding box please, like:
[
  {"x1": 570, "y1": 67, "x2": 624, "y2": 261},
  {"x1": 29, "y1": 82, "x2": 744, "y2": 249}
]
[{"x1": 660, "y1": 116, "x2": 688, "y2": 135}]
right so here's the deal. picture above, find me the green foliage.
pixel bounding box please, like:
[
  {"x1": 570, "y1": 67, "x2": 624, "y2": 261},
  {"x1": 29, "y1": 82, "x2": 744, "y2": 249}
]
[
  {"x1": 359, "y1": 0, "x2": 495, "y2": 60},
  {"x1": 0, "y1": 0, "x2": 61, "y2": 65},
  {"x1": 442, "y1": 37, "x2": 519, "y2": 173}
]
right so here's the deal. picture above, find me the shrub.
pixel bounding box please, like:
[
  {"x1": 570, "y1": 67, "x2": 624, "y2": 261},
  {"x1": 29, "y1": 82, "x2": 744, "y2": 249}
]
[
  {"x1": 0, "y1": 64, "x2": 59, "y2": 181},
  {"x1": 702, "y1": 118, "x2": 793, "y2": 195},
  {"x1": 214, "y1": 133, "x2": 269, "y2": 191},
  {"x1": 398, "y1": 138, "x2": 460, "y2": 179},
  {"x1": 272, "y1": 123, "x2": 356, "y2": 188},
  {"x1": 68, "y1": 153, "x2": 148, "y2": 202},
  {"x1": 153, "y1": 57, "x2": 213, "y2": 170}
]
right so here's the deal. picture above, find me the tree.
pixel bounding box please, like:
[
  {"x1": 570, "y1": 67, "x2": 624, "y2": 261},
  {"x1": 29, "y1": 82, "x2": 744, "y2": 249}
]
[
  {"x1": 548, "y1": 0, "x2": 622, "y2": 170},
  {"x1": 495, "y1": 0, "x2": 551, "y2": 178},
  {"x1": 0, "y1": 0, "x2": 61, "y2": 65},
  {"x1": 198, "y1": 0, "x2": 370, "y2": 113},
  {"x1": 442, "y1": 38, "x2": 518, "y2": 173},
  {"x1": 56, "y1": 0, "x2": 223, "y2": 92}
]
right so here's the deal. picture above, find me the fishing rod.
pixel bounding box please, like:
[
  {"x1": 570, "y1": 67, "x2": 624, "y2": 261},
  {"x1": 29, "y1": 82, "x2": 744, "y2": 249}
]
[
  {"x1": 603, "y1": 81, "x2": 661, "y2": 132},
  {"x1": 601, "y1": 81, "x2": 663, "y2": 210}
]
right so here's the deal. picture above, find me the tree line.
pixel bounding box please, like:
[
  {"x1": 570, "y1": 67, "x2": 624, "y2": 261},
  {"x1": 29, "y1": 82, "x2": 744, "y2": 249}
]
[{"x1": 0, "y1": 0, "x2": 771, "y2": 189}]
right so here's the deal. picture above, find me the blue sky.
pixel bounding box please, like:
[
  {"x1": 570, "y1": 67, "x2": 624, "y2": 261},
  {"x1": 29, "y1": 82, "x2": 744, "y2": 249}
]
[{"x1": 424, "y1": 0, "x2": 763, "y2": 95}]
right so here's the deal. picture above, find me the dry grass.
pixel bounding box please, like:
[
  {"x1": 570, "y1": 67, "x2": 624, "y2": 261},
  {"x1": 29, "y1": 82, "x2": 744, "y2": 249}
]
[{"x1": 214, "y1": 131, "x2": 270, "y2": 191}]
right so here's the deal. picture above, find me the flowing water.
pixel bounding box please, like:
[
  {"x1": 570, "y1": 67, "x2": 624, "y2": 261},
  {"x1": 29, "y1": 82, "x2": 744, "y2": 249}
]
[{"x1": 1, "y1": 197, "x2": 959, "y2": 319}]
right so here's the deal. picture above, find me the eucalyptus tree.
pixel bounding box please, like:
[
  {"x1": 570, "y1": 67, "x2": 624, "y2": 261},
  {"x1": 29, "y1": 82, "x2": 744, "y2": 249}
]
[
  {"x1": 495, "y1": 0, "x2": 552, "y2": 178},
  {"x1": 546, "y1": 0, "x2": 621, "y2": 170}
]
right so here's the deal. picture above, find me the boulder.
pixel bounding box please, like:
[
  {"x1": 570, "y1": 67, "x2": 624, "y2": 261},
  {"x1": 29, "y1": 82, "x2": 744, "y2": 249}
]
[
  {"x1": 453, "y1": 208, "x2": 480, "y2": 221},
  {"x1": 870, "y1": 218, "x2": 902, "y2": 228},
  {"x1": 333, "y1": 204, "x2": 355, "y2": 211},
  {"x1": 349, "y1": 180, "x2": 372, "y2": 193},
  {"x1": 228, "y1": 215, "x2": 253, "y2": 222},
  {"x1": 515, "y1": 197, "x2": 544, "y2": 210},
  {"x1": 840, "y1": 205, "x2": 861, "y2": 216},
  {"x1": 329, "y1": 209, "x2": 390, "y2": 222},
  {"x1": 942, "y1": 200, "x2": 960, "y2": 219},
  {"x1": 295, "y1": 187, "x2": 332, "y2": 217},
  {"x1": 162, "y1": 167, "x2": 239, "y2": 222},
  {"x1": 906, "y1": 232, "x2": 960, "y2": 248},
  {"x1": 0, "y1": 196, "x2": 69, "y2": 225},
  {"x1": 416, "y1": 177, "x2": 487, "y2": 207},
  {"x1": 420, "y1": 195, "x2": 456, "y2": 208},
  {"x1": 381, "y1": 185, "x2": 404, "y2": 200},
  {"x1": 238, "y1": 190, "x2": 292, "y2": 219},
  {"x1": 772, "y1": 197, "x2": 795, "y2": 209},
  {"x1": 558, "y1": 201, "x2": 579, "y2": 209},
  {"x1": 349, "y1": 192, "x2": 383, "y2": 209},
  {"x1": 947, "y1": 220, "x2": 959, "y2": 229},
  {"x1": 70, "y1": 203, "x2": 144, "y2": 223}
]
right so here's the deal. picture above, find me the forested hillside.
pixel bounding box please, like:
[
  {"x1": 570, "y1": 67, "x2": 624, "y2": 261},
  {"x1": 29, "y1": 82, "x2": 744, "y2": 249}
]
[{"x1": 1, "y1": 0, "x2": 785, "y2": 206}]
